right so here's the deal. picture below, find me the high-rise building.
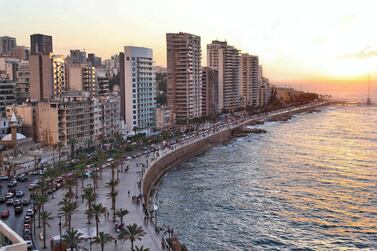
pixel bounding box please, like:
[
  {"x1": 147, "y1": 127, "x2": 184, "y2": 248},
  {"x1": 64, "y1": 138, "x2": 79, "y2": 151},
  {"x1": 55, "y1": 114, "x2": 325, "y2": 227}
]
[
  {"x1": 10, "y1": 46, "x2": 29, "y2": 60},
  {"x1": 30, "y1": 34, "x2": 53, "y2": 55},
  {"x1": 0, "y1": 36, "x2": 16, "y2": 55},
  {"x1": 69, "y1": 49, "x2": 87, "y2": 64},
  {"x1": 87, "y1": 53, "x2": 102, "y2": 68},
  {"x1": 15, "y1": 61, "x2": 30, "y2": 103},
  {"x1": 207, "y1": 40, "x2": 240, "y2": 111},
  {"x1": 30, "y1": 54, "x2": 65, "y2": 100},
  {"x1": 0, "y1": 79, "x2": 16, "y2": 117},
  {"x1": 239, "y1": 53, "x2": 260, "y2": 107},
  {"x1": 67, "y1": 63, "x2": 97, "y2": 97},
  {"x1": 202, "y1": 67, "x2": 219, "y2": 117},
  {"x1": 166, "y1": 32, "x2": 202, "y2": 123},
  {"x1": 120, "y1": 46, "x2": 156, "y2": 135}
]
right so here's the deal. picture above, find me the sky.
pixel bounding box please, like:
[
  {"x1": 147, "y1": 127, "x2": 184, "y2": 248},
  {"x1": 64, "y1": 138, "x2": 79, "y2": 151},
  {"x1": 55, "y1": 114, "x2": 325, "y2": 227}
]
[{"x1": 2, "y1": 0, "x2": 377, "y2": 97}]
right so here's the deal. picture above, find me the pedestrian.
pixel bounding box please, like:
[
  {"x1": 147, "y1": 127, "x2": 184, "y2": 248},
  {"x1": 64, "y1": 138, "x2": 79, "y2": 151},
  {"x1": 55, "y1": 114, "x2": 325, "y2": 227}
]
[
  {"x1": 128, "y1": 190, "x2": 130, "y2": 197},
  {"x1": 114, "y1": 239, "x2": 117, "y2": 247}
]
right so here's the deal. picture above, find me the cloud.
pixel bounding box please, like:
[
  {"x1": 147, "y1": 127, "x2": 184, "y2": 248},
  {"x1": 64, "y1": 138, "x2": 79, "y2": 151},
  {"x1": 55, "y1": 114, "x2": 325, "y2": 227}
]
[{"x1": 337, "y1": 47, "x2": 377, "y2": 60}]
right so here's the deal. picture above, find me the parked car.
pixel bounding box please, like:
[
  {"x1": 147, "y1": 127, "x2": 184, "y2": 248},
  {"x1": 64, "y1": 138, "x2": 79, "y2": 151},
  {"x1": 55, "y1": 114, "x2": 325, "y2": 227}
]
[
  {"x1": 7, "y1": 180, "x2": 17, "y2": 187},
  {"x1": 24, "y1": 215, "x2": 31, "y2": 224},
  {"x1": 26, "y1": 240, "x2": 32, "y2": 249},
  {"x1": 5, "y1": 192, "x2": 14, "y2": 199},
  {"x1": 0, "y1": 176, "x2": 9, "y2": 181},
  {"x1": 0, "y1": 196, "x2": 6, "y2": 203},
  {"x1": 13, "y1": 199, "x2": 22, "y2": 207},
  {"x1": 22, "y1": 199, "x2": 31, "y2": 206},
  {"x1": 15, "y1": 206, "x2": 23, "y2": 214},
  {"x1": 1, "y1": 209, "x2": 10, "y2": 218},
  {"x1": 26, "y1": 208, "x2": 34, "y2": 216},
  {"x1": 16, "y1": 191, "x2": 25, "y2": 197},
  {"x1": 6, "y1": 199, "x2": 13, "y2": 206}
]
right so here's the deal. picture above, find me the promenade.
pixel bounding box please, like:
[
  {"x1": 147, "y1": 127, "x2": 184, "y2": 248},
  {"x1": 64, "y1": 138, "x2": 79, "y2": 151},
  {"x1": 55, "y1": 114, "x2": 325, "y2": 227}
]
[{"x1": 35, "y1": 101, "x2": 331, "y2": 251}]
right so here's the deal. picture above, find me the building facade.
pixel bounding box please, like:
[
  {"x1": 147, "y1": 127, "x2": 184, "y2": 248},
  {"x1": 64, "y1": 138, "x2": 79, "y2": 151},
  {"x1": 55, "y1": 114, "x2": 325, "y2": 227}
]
[
  {"x1": 207, "y1": 40, "x2": 240, "y2": 112},
  {"x1": 15, "y1": 61, "x2": 30, "y2": 103},
  {"x1": 67, "y1": 63, "x2": 97, "y2": 97},
  {"x1": 69, "y1": 49, "x2": 87, "y2": 64},
  {"x1": 201, "y1": 67, "x2": 219, "y2": 117},
  {"x1": 166, "y1": 32, "x2": 202, "y2": 123},
  {"x1": 30, "y1": 54, "x2": 66, "y2": 100},
  {"x1": 99, "y1": 94, "x2": 121, "y2": 139},
  {"x1": 10, "y1": 46, "x2": 29, "y2": 61},
  {"x1": 0, "y1": 79, "x2": 16, "y2": 117},
  {"x1": 0, "y1": 36, "x2": 16, "y2": 55},
  {"x1": 239, "y1": 53, "x2": 260, "y2": 107},
  {"x1": 30, "y1": 33, "x2": 52, "y2": 55},
  {"x1": 120, "y1": 46, "x2": 156, "y2": 135}
]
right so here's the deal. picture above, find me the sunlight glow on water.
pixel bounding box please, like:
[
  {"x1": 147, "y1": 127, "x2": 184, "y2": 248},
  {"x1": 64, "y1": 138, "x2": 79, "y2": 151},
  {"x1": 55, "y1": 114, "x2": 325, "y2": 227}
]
[{"x1": 157, "y1": 104, "x2": 377, "y2": 251}]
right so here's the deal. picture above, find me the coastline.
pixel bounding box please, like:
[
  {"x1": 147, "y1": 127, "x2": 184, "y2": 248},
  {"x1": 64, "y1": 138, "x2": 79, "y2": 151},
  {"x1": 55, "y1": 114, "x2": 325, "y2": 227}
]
[{"x1": 141, "y1": 101, "x2": 333, "y2": 249}]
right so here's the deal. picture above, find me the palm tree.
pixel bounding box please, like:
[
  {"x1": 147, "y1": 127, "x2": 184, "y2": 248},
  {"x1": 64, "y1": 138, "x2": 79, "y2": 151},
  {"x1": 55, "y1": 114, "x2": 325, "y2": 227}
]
[
  {"x1": 118, "y1": 224, "x2": 146, "y2": 251},
  {"x1": 135, "y1": 246, "x2": 150, "y2": 251},
  {"x1": 77, "y1": 164, "x2": 86, "y2": 188},
  {"x1": 62, "y1": 228, "x2": 82, "y2": 251},
  {"x1": 34, "y1": 192, "x2": 48, "y2": 228},
  {"x1": 40, "y1": 211, "x2": 52, "y2": 249},
  {"x1": 92, "y1": 203, "x2": 107, "y2": 237},
  {"x1": 82, "y1": 187, "x2": 96, "y2": 224},
  {"x1": 91, "y1": 232, "x2": 113, "y2": 251},
  {"x1": 106, "y1": 177, "x2": 119, "y2": 222},
  {"x1": 115, "y1": 208, "x2": 129, "y2": 225},
  {"x1": 68, "y1": 138, "x2": 77, "y2": 160},
  {"x1": 58, "y1": 198, "x2": 79, "y2": 230},
  {"x1": 91, "y1": 170, "x2": 99, "y2": 193}
]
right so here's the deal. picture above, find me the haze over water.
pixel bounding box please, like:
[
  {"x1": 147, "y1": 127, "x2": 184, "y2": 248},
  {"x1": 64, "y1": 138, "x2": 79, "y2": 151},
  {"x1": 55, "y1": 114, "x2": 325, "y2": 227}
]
[{"x1": 157, "y1": 104, "x2": 377, "y2": 250}]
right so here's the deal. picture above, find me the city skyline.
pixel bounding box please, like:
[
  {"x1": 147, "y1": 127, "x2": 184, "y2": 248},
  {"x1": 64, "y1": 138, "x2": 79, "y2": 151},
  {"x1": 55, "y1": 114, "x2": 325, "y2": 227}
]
[{"x1": 2, "y1": 0, "x2": 377, "y2": 91}]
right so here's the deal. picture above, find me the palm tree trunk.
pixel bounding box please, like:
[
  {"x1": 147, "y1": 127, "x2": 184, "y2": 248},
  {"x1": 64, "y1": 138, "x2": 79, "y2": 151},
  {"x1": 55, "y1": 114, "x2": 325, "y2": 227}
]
[
  {"x1": 96, "y1": 219, "x2": 99, "y2": 237},
  {"x1": 43, "y1": 223, "x2": 46, "y2": 248},
  {"x1": 75, "y1": 180, "x2": 79, "y2": 199},
  {"x1": 38, "y1": 209, "x2": 41, "y2": 228},
  {"x1": 131, "y1": 239, "x2": 134, "y2": 251},
  {"x1": 101, "y1": 244, "x2": 104, "y2": 251}
]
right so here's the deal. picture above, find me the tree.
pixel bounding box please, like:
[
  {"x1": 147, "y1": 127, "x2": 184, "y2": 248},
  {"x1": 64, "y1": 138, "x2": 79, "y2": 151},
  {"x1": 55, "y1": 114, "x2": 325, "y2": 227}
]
[
  {"x1": 68, "y1": 138, "x2": 77, "y2": 160},
  {"x1": 118, "y1": 224, "x2": 146, "y2": 251},
  {"x1": 82, "y1": 186, "x2": 96, "y2": 224},
  {"x1": 92, "y1": 203, "x2": 107, "y2": 237},
  {"x1": 40, "y1": 211, "x2": 52, "y2": 249},
  {"x1": 58, "y1": 198, "x2": 78, "y2": 231},
  {"x1": 64, "y1": 177, "x2": 76, "y2": 201},
  {"x1": 115, "y1": 208, "x2": 129, "y2": 225},
  {"x1": 91, "y1": 232, "x2": 114, "y2": 251},
  {"x1": 106, "y1": 179, "x2": 119, "y2": 222},
  {"x1": 34, "y1": 192, "x2": 48, "y2": 228},
  {"x1": 62, "y1": 228, "x2": 82, "y2": 251},
  {"x1": 56, "y1": 142, "x2": 64, "y2": 167},
  {"x1": 135, "y1": 246, "x2": 150, "y2": 251}
]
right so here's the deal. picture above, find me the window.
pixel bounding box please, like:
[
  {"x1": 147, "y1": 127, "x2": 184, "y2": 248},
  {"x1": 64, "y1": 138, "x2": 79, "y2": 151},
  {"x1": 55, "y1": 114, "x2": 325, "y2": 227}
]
[{"x1": 126, "y1": 57, "x2": 130, "y2": 61}]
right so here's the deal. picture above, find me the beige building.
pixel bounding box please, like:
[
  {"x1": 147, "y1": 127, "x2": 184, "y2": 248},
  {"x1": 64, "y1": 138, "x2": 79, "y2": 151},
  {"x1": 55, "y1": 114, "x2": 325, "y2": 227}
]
[
  {"x1": 274, "y1": 87, "x2": 303, "y2": 101},
  {"x1": 207, "y1": 40, "x2": 240, "y2": 112},
  {"x1": 99, "y1": 94, "x2": 121, "y2": 139},
  {"x1": 166, "y1": 32, "x2": 202, "y2": 123},
  {"x1": 30, "y1": 54, "x2": 65, "y2": 100},
  {"x1": 0, "y1": 79, "x2": 16, "y2": 117},
  {"x1": 15, "y1": 60, "x2": 30, "y2": 103},
  {"x1": 6, "y1": 103, "x2": 36, "y2": 139},
  {"x1": 201, "y1": 67, "x2": 218, "y2": 117},
  {"x1": 0, "y1": 220, "x2": 27, "y2": 251},
  {"x1": 239, "y1": 53, "x2": 260, "y2": 107},
  {"x1": 36, "y1": 91, "x2": 94, "y2": 148},
  {"x1": 67, "y1": 63, "x2": 98, "y2": 97},
  {"x1": 10, "y1": 46, "x2": 29, "y2": 61},
  {"x1": 156, "y1": 105, "x2": 172, "y2": 130}
]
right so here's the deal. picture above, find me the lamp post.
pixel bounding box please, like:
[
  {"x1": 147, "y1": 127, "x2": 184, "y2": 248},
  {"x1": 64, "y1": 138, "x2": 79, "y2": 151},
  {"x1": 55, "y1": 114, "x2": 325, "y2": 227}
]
[
  {"x1": 89, "y1": 236, "x2": 92, "y2": 251},
  {"x1": 58, "y1": 215, "x2": 62, "y2": 251}
]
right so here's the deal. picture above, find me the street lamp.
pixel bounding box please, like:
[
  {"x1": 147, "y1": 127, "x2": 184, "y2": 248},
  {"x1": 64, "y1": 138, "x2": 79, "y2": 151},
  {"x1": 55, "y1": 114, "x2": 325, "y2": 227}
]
[{"x1": 58, "y1": 215, "x2": 62, "y2": 251}]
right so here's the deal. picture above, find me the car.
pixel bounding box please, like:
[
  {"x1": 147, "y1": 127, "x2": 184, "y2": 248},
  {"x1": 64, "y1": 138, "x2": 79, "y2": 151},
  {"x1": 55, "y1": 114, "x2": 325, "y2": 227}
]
[
  {"x1": 16, "y1": 191, "x2": 25, "y2": 197},
  {"x1": 0, "y1": 209, "x2": 10, "y2": 218},
  {"x1": 5, "y1": 192, "x2": 14, "y2": 199},
  {"x1": 13, "y1": 199, "x2": 22, "y2": 207},
  {"x1": 24, "y1": 223, "x2": 31, "y2": 229},
  {"x1": 126, "y1": 156, "x2": 132, "y2": 160},
  {"x1": 7, "y1": 181, "x2": 17, "y2": 187},
  {"x1": 22, "y1": 199, "x2": 31, "y2": 206},
  {"x1": 0, "y1": 176, "x2": 9, "y2": 181},
  {"x1": 6, "y1": 199, "x2": 13, "y2": 206},
  {"x1": 26, "y1": 240, "x2": 32, "y2": 249},
  {"x1": 15, "y1": 206, "x2": 23, "y2": 214},
  {"x1": 28, "y1": 184, "x2": 36, "y2": 190},
  {"x1": 24, "y1": 216, "x2": 31, "y2": 224},
  {"x1": 18, "y1": 176, "x2": 28, "y2": 182},
  {"x1": 23, "y1": 232, "x2": 31, "y2": 240},
  {"x1": 26, "y1": 208, "x2": 34, "y2": 216},
  {"x1": 29, "y1": 171, "x2": 39, "y2": 175},
  {"x1": 0, "y1": 196, "x2": 6, "y2": 203}
]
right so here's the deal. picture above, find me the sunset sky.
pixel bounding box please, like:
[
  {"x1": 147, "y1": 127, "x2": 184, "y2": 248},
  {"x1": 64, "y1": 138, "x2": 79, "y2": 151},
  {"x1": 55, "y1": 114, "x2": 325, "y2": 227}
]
[{"x1": 2, "y1": 0, "x2": 377, "y2": 96}]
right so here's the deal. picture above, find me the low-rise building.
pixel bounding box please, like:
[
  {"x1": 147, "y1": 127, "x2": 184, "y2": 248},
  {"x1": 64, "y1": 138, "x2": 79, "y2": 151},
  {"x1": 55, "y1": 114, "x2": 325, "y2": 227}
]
[
  {"x1": 156, "y1": 105, "x2": 173, "y2": 130},
  {"x1": 99, "y1": 94, "x2": 121, "y2": 140}
]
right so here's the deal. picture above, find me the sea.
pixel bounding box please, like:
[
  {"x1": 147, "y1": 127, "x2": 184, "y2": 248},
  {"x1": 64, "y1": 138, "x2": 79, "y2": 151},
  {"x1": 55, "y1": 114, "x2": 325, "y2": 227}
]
[{"x1": 156, "y1": 103, "x2": 377, "y2": 251}]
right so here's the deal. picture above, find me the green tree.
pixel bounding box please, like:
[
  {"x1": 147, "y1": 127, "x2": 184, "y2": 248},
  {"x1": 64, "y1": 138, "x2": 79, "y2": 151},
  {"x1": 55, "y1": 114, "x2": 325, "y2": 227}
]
[
  {"x1": 64, "y1": 177, "x2": 76, "y2": 201},
  {"x1": 40, "y1": 211, "x2": 52, "y2": 249},
  {"x1": 62, "y1": 228, "x2": 82, "y2": 251},
  {"x1": 118, "y1": 224, "x2": 146, "y2": 251},
  {"x1": 82, "y1": 186, "x2": 96, "y2": 224},
  {"x1": 58, "y1": 198, "x2": 78, "y2": 231},
  {"x1": 92, "y1": 203, "x2": 107, "y2": 237},
  {"x1": 106, "y1": 179, "x2": 119, "y2": 222},
  {"x1": 68, "y1": 138, "x2": 77, "y2": 160},
  {"x1": 115, "y1": 208, "x2": 129, "y2": 225},
  {"x1": 91, "y1": 232, "x2": 114, "y2": 251}
]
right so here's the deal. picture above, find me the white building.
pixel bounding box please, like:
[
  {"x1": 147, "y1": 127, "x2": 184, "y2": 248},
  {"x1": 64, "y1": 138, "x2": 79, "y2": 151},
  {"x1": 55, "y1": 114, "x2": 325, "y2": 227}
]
[
  {"x1": 239, "y1": 53, "x2": 260, "y2": 107},
  {"x1": 120, "y1": 46, "x2": 156, "y2": 136}
]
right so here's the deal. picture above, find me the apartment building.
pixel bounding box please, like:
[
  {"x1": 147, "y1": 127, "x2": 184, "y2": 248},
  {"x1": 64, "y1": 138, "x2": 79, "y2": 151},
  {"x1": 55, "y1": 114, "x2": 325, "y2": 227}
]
[
  {"x1": 239, "y1": 53, "x2": 260, "y2": 107},
  {"x1": 207, "y1": 40, "x2": 240, "y2": 112},
  {"x1": 67, "y1": 63, "x2": 97, "y2": 97},
  {"x1": 15, "y1": 61, "x2": 30, "y2": 103},
  {"x1": 99, "y1": 94, "x2": 121, "y2": 139},
  {"x1": 36, "y1": 91, "x2": 94, "y2": 148},
  {"x1": 0, "y1": 79, "x2": 16, "y2": 117},
  {"x1": 201, "y1": 67, "x2": 219, "y2": 117},
  {"x1": 120, "y1": 46, "x2": 156, "y2": 135},
  {"x1": 0, "y1": 36, "x2": 16, "y2": 55},
  {"x1": 30, "y1": 54, "x2": 66, "y2": 100},
  {"x1": 30, "y1": 33, "x2": 52, "y2": 55},
  {"x1": 166, "y1": 32, "x2": 202, "y2": 123}
]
